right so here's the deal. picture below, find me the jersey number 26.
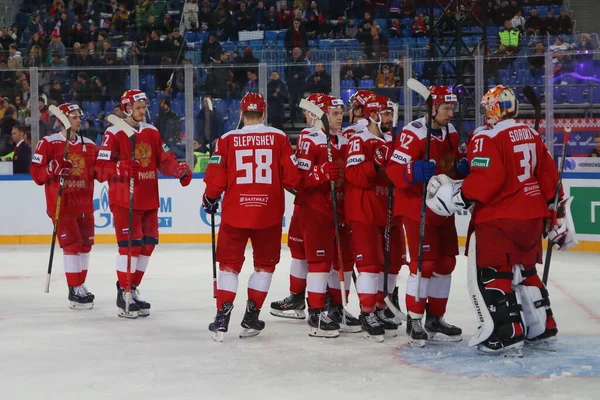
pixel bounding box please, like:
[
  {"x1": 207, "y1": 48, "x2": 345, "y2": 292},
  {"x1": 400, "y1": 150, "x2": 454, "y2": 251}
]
[{"x1": 235, "y1": 149, "x2": 273, "y2": 184}]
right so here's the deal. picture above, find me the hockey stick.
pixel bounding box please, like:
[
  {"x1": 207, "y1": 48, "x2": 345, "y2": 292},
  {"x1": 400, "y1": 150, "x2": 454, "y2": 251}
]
[
  {"x1": 107, "y1": 114, "x2": 137, "y2": 314},
  {"x1": 204, "y1": 97, "x2": 218, "y2": 299},
  {"x1": 44, "y1": 105, "x2": 72, "y2": 293},
  {"x1": 299, "y1": 99, "x2": 347, "y2": 306},
  {"x1": 383, "y1": 104, "x2": 406, "y2": 320},
  {"x1": 407, "y1": 78, "x2": 432, "y2": 303},
  {"x1": 542, "y1": 126, "x2": 571, "y2": 285},
  {"x1": 522, "y1": 86, "x2": 541, "y2": 132}
]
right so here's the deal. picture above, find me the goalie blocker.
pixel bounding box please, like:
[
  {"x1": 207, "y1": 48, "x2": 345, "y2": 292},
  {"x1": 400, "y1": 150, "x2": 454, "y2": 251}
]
[{"x1": 426, "y1": 85, "x2": 571, "y2": 357}]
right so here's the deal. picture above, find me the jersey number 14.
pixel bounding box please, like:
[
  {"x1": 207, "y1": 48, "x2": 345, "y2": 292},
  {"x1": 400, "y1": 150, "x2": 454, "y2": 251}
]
[{"x1": 235, "y1": 149, "x2": 273, "y2": 184}]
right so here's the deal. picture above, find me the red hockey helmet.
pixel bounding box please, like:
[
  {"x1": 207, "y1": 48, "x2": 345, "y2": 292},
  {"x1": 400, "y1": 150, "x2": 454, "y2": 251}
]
[
  {"x1": 306, "y1": 92, "x2": 326, "y2": 104},
  {"x1": 240, "y1": 92, "x2": 266, "y2": 114},
  {"x1": 58, "y1": 103, "x2": 82, "y2": 117},
  {"x1": 315, "y1": 94, "x2": 345, "y2": 114},
  {"x1": 349, "y1": 90, "x2": 375, "y2": 109},
  {"x1": 120, "y1": 89, "x2": 148, "y2": 111},
  {"x1": 428, "y1": 85, "x2": 457, "y2": 107},
  {"x1": 363, "y1": 94, "x2": 394, "y2": 116}
]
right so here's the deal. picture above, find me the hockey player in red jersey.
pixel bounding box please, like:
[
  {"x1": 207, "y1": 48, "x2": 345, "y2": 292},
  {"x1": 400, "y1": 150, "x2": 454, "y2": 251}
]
[
  {"x1": 203, "y1": 93, "x2": 301, "y2": 341},
  {"x1": 345, "y1": 94, "x2": 407, "y2": 342},
  {"x1": 342, "y1": 90, "x2": 374, "y2": 139},
  {"x1": 270, "y1": 92, "x2": 325, "y2": 319},
  {"x1": 426, "y1": 85, "x2": 573, "y2": 356},
  {"x1": 296, "y1": 94, "x2": 361, "y2": 338},
  {"x1": 95, "y1": 90, "x2": 192, "y2": 319},
  {"x1": 31, "y1": 103, "x2": 98, "y2": 309},
  {"x1": 386, "y1": 85, "x2": 463, "y2": 346}
]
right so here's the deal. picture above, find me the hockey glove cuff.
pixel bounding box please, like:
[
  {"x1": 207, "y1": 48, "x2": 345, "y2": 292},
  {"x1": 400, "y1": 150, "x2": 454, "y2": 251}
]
[
  {"x1": 456, "y1": 157, "x2": 470, "y2": 177},
  {"x1": 202, "y1": 193, "x2": 219, "y2": 215},
  {"x1": 175, "y1": 162, "x2": 193, "y2": 187},
  {"x1": 47, "y1": 158, "x2": 74, "y2": 177},
  {"x1": 407, "y1": 160, "x2": 437, "y2": 183},
  {"x1": 116, "y1": 160, "x2": 140, "y2": 179},
  {"x1": 315, "y1": 162, "x2": 341, "y2": 182},
  {"x1": 373, "y1": 142, "x2": 394, "y2": 170}
]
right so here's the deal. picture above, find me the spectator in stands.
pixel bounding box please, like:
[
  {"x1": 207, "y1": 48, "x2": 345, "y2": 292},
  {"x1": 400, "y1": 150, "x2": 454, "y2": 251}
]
[
  {"x1": 511, "y1": 9, "x2": 526, "y2": 33},
  {"x1": 542, "y1": 11, "x2": 559, "y2": 36},
  {"x1": 590, "y1": 133, "x2": 600, "y2": 157},
  {"x1": 412, "y1": 14, "x2": 428, "y2": 37},
  {"x1": 181, "y1": 0, "x2": 200, "y2": 31},
  {"x1": 86, "y1": 23, "x2": 99, "y2": 44},
  {"x1": 306, "y1": 63, "x2": 331, "y2": 93},
  {"x1": 48, "y1": 80, "x2": 64, "y2": 104},
  {"x1": 557, "y1": 9, "x2": 573, "y2": 35},
  {"x1": 285, "y1": 19, "x2": 309, "y2": 55},
  {"x1": 358, "y1": 11, "x2": 375, "y2": 42},
  {"x1": 12, "y1": 95, "x2": 27, "y2": 125},
  {"x1": 74, "y1": 72, "x2": 99, "y2": 102},
  {"x1": 265, "y1": 6, "x2": 277, "y2": 30},
  {"x1": 102, "y1": 55, "x2": 126, "y2": 102},
  {"x1": 9, "y1": 124, "x2": 31, "y2": 175},
  {"x1": 366, "y1": 25, "x2": 389, "y2": 59},
  {"x1": 27, "y1": 32, "x2": 47, "y2": 60},
  {"x1": 305, "y1": 12, "x2": 320, "y2": 39},
  {"x1": 7, "y1": 44, "x2": 23, "y2": 69},
  {"x1": 285, "y1": 47, "x2": 310, "y2": 127},
  {"x1": 201, "y1": 33, "x2": 222, "y2": 64},
  {"x1": 267, "y1": 70, "x2": 288, "y2": 131},
  {"x1": 166, "y1": 28, "x2": 187, "y2": 62},
  {"x1": 70, "y1": 23, "x2": 86, "y2": 47},
  {"x1": 340, "y1": 57, "x2": 358, "y2": 86},
  {"x1": 355, "y1": 54, "x2": 375, "y2": 80},
  {"x1": 29, "y1": 13, "x2": 45, "y2": 37},
  {"x1": 499, "y1": 19, "x2": 520, "y2": 54},
  {"x1": 48, "y1": 31, "x2": 65, "y2": 58},
  {"x1": 376, "y1": 64, "x2": 396, "y2": 88},
  {"x1": 525, "y1": 9, "x2": 543, "y2": 35},
  {"x1": 528, "y1": 42, "x2": 546, "y2": 77},
  {"x1": 25, "y1": 45, "x2": 44, "y2": 68},
  {"x1": 277, "y1": 3, "x2": 295, "y2": 30},
  {"x1": 155, "y1": 97, "x2": 182, "y2": 151},
  {"x1": 389, "y1": 19, "x2": 402, "y2": 38},
  {"x1": 145, "y1": 30, "x2": 164, "y2": 66},
  {"x1": 112, "y1": 4, "x2": 130, "y2": 34},
  {"x1": 250, "y1": 1, "x2": 268, "y2": 30},
  {"x1": 244, "y1": 69, "x2": 259, "y2": 94},
  {"x1": 234, "y1": 2, "x2": 251, "y2": 32},
  {"x1": 198, "y1": 2, "x2": 213, "y2": 31},
  {"x1": 0, "y1": 27, "x2": 14, "y2": 55},
  {"x1": 345, "y1": 19, "x2": 358, "y2": 39},
  {"x1": 195, "y1": 95, "x2": 224, "y2": 149},
  {"x1": 0, "y1": 106, "x2": 17, "y2": 155},
  {"x1": 0, "y1": 97, "x2": 11, "y2": 119}
]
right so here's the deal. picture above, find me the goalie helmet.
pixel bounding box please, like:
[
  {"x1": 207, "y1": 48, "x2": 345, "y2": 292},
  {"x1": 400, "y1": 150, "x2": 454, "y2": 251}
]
[
  {"x1": 120, "y1": 89, "x2": 147, "y2": 111},
  {"x1": 240, "y1": 92, "x2": 266, "y2": 114},
  {"x1": 480, "y1": 85, "x2": 518, "y2": 127}
]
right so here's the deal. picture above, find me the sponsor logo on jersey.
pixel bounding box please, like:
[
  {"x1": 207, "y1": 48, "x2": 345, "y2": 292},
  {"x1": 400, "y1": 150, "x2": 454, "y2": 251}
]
[
  {"x1": 290, "y1": 154, "x2": 298, "y2": 166},
  {"x1": 471, "y1": 156, "x2": 491, "y2": 168},
  {"x1": 240, "y1": 194, "x2": 269, "y2": 207},
  {"x1": 316, "y1": 250, "x2": 325, "y2": 256},
  {"x1": 208, "y1": 155, "x2": 221, "y2": 164},
  {"x1": 97, "y1": 150, "x2": 111, "y2": 160},
  {"x1": 162, "y1": 143, "x2": 170, "y2": 152},
  {"x1": 346, "y1": 154, "x2": 365, "y2": 166},
  {"x1": 391, "y1": 150, "x2": 411, "y2": 164},
  {"x1": 297, "y1": 158, "x2": 311, "y2": 171},
  {"x1": 32, "y1": 154, "x2": 43, "y2": 164}
]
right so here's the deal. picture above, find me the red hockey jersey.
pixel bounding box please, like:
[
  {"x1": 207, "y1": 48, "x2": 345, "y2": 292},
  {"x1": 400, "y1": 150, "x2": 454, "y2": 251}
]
[
  {"x1": 386, "y1": 117, "x2": 460, "y2": 226},
  {"x1": 296, "y1": 130, "x2": 348, "y2": 220},
  {"x1": 342, "y1": 119, "x2": 368, "y2": 139},
  {"x1": 204, "y1": 123, "x2": 301, "y2": 229},
  {"x1": 95, "y1": 122, "x2": 180, "y2": 210},
  {"x1": 462, "y1": 119, "x2": 558, "y2": 224},
  {"x1": 344, "y1": 124, "x2": 393, "y2": 226},
  {"x1": 31, "y1": 133, "x2": 98, "y2": 215}
]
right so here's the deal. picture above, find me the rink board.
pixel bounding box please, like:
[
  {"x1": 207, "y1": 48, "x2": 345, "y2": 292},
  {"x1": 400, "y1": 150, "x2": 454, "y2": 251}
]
[{"x1": 0, "y1": 175, "x2": 599, "y2": 251}]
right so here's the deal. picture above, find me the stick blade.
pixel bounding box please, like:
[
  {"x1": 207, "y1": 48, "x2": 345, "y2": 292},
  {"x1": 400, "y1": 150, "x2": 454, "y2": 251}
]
[
  {"x1": 407, "y1": 78, "x2": 431, "y2": 100},
  {"x1": 49, "y1": 105, "x2": 71, "y2": 130},
  {"x1": 299, "y1": 99, "x2": 324, "y2": 119},
  {"x1": 206, "y1": 97, "x2": 213, "y2": 112},
  {"x1": 107, "y1": 114, "x2": 136, "y2": 138}
]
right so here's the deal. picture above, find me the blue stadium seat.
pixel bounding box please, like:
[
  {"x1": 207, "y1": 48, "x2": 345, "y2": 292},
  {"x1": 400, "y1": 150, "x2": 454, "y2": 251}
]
[
  {"x1": 82, "y1": 101, "x2": 101, "y2": 116},
  {"x1": 553, "y1": 86, "x2": 565, "y2": 104},
  {"x1": 340, "y1": 89, "x2": 355, "y2": 106},
  {"x1": 265, "y1": 31, "x2": 278, "y2": 43},
  {"x1": 567, "y1": 86, "x2": 585, "y2": 104},
  {"x1": 359, "y1": 79, "x2": 375, "y2": 88},
  {"x1": 341, "y1": 80, "x2": 354, "y2": 89}
]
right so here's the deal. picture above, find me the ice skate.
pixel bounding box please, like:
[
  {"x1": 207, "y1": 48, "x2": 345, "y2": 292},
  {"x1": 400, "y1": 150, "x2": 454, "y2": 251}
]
[
  {"x1": 240, "y1": 300, "x2": 265, "y2": 338},
  {"x1": 477, "y1": 336, "x2": 524, "y2": 358},
  {"x1": 80, "y1": 284, "x2": 95, "y2": 301},
  {"x1": 375, "y1": 308, "x2": 399, "y2": 337},
  {"x1": 68, "y1": 286, "x2": 94, "y2": 310},
  {"x1": 308, "y1": 308, "x2": 340, "y2": 338},
  {"x1": 384, "y1": 287, "x2": 407, "y2": 324},
  {"x1": 525, "y1": 327, "x2": 558, "y2": 352},
  {"x1": 406, "y1": 316, "x2": 428, "y2": 348},
  {"x1": 131, "y1": 285, "x2": 151, "y2": 317},
  {"x1": 116, "y1": 281, "x2": 140, "y2": 319},
  {"x1": 328, "y1": 304, "x2": 362, "y2": 333},
  {"x1": 360, "y1": 312, "x2": 385, "y2": 343},
  {"x1": 209, "y1": 302, "x2": 234, "y2": 342},
  {"x1": 269, "y1": 292, "x2": 306, "y2": 319},
  {"x1": 424, "y1": 315, "x2": 463, "y2": 342}
]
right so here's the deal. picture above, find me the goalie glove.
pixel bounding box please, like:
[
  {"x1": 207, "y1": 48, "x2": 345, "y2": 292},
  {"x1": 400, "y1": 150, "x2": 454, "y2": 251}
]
[
  {"x1": 547, "y1": 196, "x2": 578, "y2": 251},
  {"x1": 425, "y1": 174, "x2": 469, "y2": 217}
]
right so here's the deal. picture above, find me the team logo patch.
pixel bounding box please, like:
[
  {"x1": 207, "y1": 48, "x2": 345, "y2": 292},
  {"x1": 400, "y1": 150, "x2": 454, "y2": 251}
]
[
  {"x1": 32, "y1": 154, "x2": 43, "y2": 164},
  {"x1": 422, "y1": 245, "x2": 430, "y2": 252},
  {"x1": 135, "y1": 143, "x2": 152, "y2": 167},
  {"x1": 356, "y1": 254, "x2": 363, "y2": 261},
  {"x1": 411, "y1": 121, "x2": 423, "y2": 128},
  {"x1": 60, "y1": 234, "x2": 67, "y2": 239},
  {"x1": 122, "y1": 228, "x2": 129, "y2": 234},
  {"x1": 208, "y1": 155, "x2": 221, "y2": 164},
  {"x1": 471, "y1": 157, "x2": 491, "y2": 168},
  {"x1": 316, "y1": 250, "x2": 325, "y2": 256},
  {"x1": 68, "y1": 153, "x2": 85, "y2": 177},
  {"x1": 162, "y1": 143, "x2": 170, "y2": 152}
]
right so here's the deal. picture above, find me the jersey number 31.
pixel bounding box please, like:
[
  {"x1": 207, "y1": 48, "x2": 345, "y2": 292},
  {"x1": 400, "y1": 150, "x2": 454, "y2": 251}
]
[{"x1": 235, "y1": 149, "x2": 273, "y2": 184}]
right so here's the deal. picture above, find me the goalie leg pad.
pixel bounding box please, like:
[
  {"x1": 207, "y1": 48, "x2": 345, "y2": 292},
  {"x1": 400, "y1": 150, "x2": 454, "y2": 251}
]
[{"x1": 515, "y1": 265, "x2": 557, "y2": 340}]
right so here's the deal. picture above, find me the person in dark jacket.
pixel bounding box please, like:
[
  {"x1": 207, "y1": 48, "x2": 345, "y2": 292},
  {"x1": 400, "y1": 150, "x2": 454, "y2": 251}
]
[
  {"x1": 267, "y1": 70, "x2": 288, "y2": 131},
  {"x1": 10, "y1": 123, "x2": 31, "y2": 174},
  {"x1": 285, "y1": 47, "x2": 310, "y2": 126}
]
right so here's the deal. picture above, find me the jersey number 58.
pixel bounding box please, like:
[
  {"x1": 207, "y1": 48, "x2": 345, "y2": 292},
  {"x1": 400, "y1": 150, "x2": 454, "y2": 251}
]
[{"x1": 235, "y1": 149, "x2": 273, "y2": 184}]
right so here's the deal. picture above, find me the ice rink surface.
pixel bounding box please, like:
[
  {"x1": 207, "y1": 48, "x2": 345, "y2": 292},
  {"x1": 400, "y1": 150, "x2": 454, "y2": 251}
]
[{"x1": 1, "y1": 244, "x2": 599, "y2": 400}]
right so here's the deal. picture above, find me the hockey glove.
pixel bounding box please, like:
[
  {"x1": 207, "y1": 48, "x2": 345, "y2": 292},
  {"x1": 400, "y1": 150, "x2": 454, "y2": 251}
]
[
  {"x1": 547, "y1": 197, "x2": 578, "y2": 250},
  {"x1": 456, "y1": 157, "x2": 470, "y2": 177},
  {"x1": 175, "y1": 162, "x2": 193, "y2": 187},
  {"x1": 407, "y1": 160, "x2": 437, "y2": 183},
  {"x1": 47, "y1": 158, "x2": 74, "y2": 177},
  {"x1": 314, "y1": 162, "x2": 341, "y2": 182},
  {"x1": 202, "y1": 193, "x2": 219, "y2": 215},
  {"x1": 116, "y1": 160, "x2": 140, "y2": 179},
  {"x1": 373, "y1": 143, "x2": 394, "y2": 170},
  {"x1": 426, "y1": 175, "x2": 468, "y2": 217}
]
